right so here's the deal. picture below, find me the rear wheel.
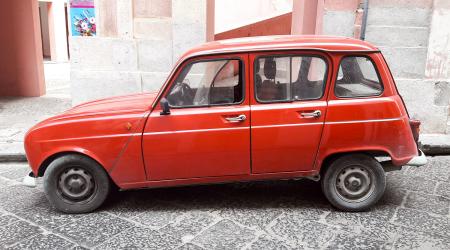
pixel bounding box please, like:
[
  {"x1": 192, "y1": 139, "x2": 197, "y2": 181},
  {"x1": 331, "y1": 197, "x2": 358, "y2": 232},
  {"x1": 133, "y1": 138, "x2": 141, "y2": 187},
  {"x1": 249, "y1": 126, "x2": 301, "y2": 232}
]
[
  {"x1": 43, "y1": 154, "x2": 110, "y2": 214},
  {"x1": 321, "y1": 154, "x2": 386, "y2": 212}
]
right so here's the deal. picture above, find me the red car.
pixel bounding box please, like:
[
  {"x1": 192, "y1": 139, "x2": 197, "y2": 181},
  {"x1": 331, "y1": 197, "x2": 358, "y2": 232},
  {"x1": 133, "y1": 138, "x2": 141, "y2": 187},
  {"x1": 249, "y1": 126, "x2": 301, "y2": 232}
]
[{"x1": 23, "y1": 35, "x2": 427, "y2": 213}]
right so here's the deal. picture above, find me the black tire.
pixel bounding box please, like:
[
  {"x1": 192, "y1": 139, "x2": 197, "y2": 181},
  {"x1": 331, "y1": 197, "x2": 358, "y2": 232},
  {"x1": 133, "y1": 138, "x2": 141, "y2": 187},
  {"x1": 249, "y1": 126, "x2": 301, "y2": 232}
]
[
  {"x1": 43, "y1": 154, "x2": 111, "y2": 214},
  {"x1": 321, "y1": 154, "x2": 386, "y2": 212}
]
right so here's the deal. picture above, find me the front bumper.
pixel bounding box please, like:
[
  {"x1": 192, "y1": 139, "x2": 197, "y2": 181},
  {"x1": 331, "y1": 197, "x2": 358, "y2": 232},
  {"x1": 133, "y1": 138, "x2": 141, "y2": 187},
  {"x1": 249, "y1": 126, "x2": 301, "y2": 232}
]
[
  {"x1": 23, "y1": 171, "x2": 37, "y2": 188},
  {"x1": 406, "y1": 149, "x2": 427, "y2": 166}
]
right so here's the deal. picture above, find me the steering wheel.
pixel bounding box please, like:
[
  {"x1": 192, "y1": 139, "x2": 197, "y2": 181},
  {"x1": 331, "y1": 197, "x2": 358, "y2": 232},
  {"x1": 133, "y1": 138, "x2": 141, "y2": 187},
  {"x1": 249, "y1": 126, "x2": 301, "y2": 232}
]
[{"x1": 168, "y1": 82, "x2": 194, "y2": 106}]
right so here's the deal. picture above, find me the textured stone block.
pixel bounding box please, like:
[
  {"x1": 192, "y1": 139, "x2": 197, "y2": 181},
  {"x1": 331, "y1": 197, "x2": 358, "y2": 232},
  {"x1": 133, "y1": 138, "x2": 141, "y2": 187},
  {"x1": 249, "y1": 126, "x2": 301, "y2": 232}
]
[
  {"x1": 70, "y1": 37, "x2": 138, "y2": 71},
  {"x1": 396, "y1": 79, "x2": 448, "y2": 133},
  {"x1": 137, "y1": 39, "x2": 173, "y2": 72},
  {"x1": 134, "y1": 0, "x2": 172, "y2": 18},
  {"x1": 380, "y1": 47, "x2": 427, "y2": 78},
  {"x1": 172, "y1": 0, "x2": 206, "y2": 24},
  {"x1": 141, "y1": 72, "x2": 170, "y2": 92},
  {"x1": 396, "y1": 80, "x2": 448, "y2": 133},
  {"x1": 323, "y1": 10, "x2": 355, "y2": 37},
  {"x1": 368, "y1": 7, "x2": 431, "y2": 27},
  {"x1": 134, "y1": 18, "x2": 172, "y2": 40},
  {"x1": 172, "y1": 23, "x2": 206, "y2": 62},
  {"x1": 71, "y1": 70, "x2": 141, "y2": 105},
  {"x1": 117, "y1": 0, "x2": 133, "y2": 38},
  {"x1": 366, "y1": 26, "x2": 429, "y2": 47}
]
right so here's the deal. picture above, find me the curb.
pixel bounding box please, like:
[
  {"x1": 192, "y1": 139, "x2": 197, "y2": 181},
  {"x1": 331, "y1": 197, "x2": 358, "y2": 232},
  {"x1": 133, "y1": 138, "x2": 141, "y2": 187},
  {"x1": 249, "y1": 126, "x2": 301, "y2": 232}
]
[{"x1": 0, "y1": 153, "x2": 27, "y2": 163}]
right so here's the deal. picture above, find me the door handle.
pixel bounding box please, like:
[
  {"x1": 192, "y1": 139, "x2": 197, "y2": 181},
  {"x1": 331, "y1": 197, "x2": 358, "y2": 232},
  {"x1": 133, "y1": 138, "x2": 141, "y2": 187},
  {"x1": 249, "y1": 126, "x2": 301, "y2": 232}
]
[
  {"x1": 300, "y1": 110, "x2": 321, "y2": 118},
  {"x1": 225, "y1": 114, "x2": 247, "y2": 122}
]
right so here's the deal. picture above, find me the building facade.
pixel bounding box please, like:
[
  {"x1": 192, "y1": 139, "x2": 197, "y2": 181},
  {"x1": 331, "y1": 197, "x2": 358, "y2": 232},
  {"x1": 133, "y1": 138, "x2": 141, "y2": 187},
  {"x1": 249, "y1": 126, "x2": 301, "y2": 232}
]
[{"x1": 0, "y1": 0, "x2": 448, "y2": 134}]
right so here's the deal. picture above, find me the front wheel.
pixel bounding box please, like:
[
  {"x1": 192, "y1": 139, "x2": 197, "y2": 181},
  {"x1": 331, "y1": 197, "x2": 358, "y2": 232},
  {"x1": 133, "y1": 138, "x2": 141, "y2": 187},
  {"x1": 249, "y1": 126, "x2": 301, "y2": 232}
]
[
  {"x1": 43, "y1": 154, "x2": 111, "y2": 214},
  {"x1": 321, "y1": 154, "x2": 386, "y2": 212}
]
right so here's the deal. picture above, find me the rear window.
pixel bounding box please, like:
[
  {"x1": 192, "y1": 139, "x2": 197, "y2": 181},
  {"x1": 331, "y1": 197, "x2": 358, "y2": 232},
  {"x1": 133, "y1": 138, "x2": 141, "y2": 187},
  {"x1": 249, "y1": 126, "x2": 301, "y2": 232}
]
[{"x1": 335, "y1": 56, "x2": 383, "y2": 98}]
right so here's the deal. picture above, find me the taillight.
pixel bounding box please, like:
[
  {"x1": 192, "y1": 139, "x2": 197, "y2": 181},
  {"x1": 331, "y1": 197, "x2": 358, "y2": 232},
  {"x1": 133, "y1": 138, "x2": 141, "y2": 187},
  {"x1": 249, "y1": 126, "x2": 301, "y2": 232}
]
[{"x1": 409, "y1": 119, "x2": 421, "y2": 142}]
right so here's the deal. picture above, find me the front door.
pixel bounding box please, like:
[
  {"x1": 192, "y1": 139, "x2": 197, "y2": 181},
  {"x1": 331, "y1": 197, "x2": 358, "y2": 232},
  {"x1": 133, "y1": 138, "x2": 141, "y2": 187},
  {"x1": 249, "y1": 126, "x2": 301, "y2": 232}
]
[
  {"x1": 143, "y1": 54, "x2": 250, "y2": 180},
  {"x1": 250, "y1": 52, "x2": 330, "y2": 174}
]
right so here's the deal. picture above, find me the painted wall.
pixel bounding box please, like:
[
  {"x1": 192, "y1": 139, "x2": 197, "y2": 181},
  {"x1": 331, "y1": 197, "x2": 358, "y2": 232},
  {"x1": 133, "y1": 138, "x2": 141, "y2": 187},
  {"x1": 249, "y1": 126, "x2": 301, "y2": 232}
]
[
  {"x1": 215, "y1": 13, "x2": 292, "y2": 40},
  {"x1": 214, "y1": 0, "x2": 292, "y2": 34},
  {"x1": 0, "y1": 0, "x2": 45, "y2": 97},
  {"x1": 70, "y1": 0, "x2": 207, "y2": 105}
]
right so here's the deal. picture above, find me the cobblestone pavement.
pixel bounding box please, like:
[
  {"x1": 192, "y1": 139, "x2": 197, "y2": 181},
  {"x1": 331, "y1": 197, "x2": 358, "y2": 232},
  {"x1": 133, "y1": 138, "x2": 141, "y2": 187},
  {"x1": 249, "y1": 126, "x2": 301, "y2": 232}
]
[{"x1": 0, "y1": 157, "x2": 449, "y2": 249}]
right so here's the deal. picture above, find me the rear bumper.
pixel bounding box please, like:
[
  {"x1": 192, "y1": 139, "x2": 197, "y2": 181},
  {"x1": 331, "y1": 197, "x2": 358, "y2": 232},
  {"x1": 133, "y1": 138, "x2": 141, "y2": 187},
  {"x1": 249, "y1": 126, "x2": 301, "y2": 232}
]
[{"x1": 405, "y1": 149, "x2": 427, "y2": 166}]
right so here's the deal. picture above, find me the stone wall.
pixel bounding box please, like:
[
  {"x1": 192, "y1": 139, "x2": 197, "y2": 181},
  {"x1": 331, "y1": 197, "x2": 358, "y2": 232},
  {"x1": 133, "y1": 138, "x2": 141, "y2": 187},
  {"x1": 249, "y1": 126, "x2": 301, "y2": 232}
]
[
  {"x1": 322, "y1": 0, "x2": 450, "y2": 134},
  {"x1": 70, "y1": 0, "x2": 206, "y2": 105}
]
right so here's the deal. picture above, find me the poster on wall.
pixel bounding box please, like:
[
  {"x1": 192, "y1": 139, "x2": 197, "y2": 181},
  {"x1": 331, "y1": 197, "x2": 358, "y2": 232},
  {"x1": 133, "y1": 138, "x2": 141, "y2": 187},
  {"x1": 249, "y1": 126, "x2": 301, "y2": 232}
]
[{"x1": 70, "y1": 0, "x2": 96, "y2": 36}]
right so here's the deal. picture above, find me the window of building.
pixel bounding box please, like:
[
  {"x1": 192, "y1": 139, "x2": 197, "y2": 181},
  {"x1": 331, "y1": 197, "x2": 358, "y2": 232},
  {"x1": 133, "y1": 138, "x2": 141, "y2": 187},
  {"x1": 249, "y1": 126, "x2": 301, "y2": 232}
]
[
  {"x1": 166, "y1": 59, "x2": 243, "y2": 107},
  {"x1": 254, "y1": 55, "x2": 327, "y2": 102},
  {"x1": 335, "y1": 56, "x2": 383, "y2": 98}
]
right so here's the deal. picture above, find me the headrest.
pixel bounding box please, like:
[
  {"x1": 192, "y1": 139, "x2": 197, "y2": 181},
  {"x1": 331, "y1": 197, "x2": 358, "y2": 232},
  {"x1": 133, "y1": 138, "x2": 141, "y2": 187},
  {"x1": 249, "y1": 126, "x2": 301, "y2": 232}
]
[{"x1": 264, "y1": 58, "x2": 276, "y2": 79}]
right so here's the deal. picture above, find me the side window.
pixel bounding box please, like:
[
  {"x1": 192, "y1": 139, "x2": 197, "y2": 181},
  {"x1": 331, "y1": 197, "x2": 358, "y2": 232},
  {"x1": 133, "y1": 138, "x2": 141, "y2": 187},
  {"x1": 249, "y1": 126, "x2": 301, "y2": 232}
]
[
  {"x1": 166, "y1": 59, "x2": 243, "y2": 107},
  {"x1": 335, "y1": 56, "x2": 383, "y2": 98},
  {"x1": 255, "y1": 55, "x2": 327, "y2": 102}
]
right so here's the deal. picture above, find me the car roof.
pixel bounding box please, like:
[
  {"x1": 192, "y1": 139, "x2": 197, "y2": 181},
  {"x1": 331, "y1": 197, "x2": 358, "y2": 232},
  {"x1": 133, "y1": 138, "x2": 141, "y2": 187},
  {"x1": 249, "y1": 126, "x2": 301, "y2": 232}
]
[{"x1": 179, "y1": 35, "x2": 379, "y2": 60}]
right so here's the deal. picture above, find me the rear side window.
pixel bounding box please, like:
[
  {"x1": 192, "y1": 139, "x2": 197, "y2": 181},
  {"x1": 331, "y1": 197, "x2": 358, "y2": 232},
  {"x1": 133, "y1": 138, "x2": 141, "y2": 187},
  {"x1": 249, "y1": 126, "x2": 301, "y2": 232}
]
[
  {"x1": 335, "y1": 56, "x2": 383, "y2": 98},
  {"x1": 254, "y1": 55, "x2": 327, "y2": 102}
]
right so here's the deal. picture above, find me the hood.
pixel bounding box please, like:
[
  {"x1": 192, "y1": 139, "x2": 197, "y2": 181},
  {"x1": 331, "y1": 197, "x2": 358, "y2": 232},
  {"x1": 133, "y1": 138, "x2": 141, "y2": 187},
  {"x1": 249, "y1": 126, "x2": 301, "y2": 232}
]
[{"x1": 52, "y1": 92, "x2": 158, "y2": 121}]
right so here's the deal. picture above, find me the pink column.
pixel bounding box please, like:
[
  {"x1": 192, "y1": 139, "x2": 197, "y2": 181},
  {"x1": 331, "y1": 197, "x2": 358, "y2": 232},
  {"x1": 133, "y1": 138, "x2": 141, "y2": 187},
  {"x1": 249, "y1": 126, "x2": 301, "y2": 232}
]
[
  {"x1": 0, "y1": 0, "x2": 45, "y2": 96},
  {"x1": 206, "y1": 0, "x2": 215, "y2": 42},
  {"x1": 291, "y1": 0, "x2": 324, "y2": 35}
]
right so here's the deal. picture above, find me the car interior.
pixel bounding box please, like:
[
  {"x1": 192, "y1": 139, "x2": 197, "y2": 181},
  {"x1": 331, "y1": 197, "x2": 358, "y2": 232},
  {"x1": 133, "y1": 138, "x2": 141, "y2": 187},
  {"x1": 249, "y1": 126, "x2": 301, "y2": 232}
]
[
  {"x1": 166, "y1": 59, "x2": 243, "y2": 107},
  {"x1": 335, "y1": 56, "x2": 383, "y2": 97},
  {"x1": 255, "y1": 56, "x2": 326, "y2": 102}
]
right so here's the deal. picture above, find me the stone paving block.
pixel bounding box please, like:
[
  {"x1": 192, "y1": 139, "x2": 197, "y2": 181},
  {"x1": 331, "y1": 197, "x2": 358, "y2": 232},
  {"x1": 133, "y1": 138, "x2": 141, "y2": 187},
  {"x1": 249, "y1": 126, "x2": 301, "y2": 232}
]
[
  {"x1": 378, "y1": 187, "x2": 407, "y2": 206},
  {"x1": 0, "y1": 220, "x2": 42, "y2": 247},
  {"x1": 393, "y1": 229, "x2": 450, "y2": 250},
  {"x1": 129, "y1": 204, "x2": 186, "y2": 229},
  {"x1": 436, "y1": 182, "x2": 450, "y2": 199},
  {"x1": 404, "y1": 156, "x2": 450, "y2": 182},
  {"x1": 325, "y1": 206, "x2": 399, "y2": 243},
  {"x1": 0, "y1": 214, "x2": 19, "y2": 227},
  {"x1": 0, "y1": 163, "x2": 28, "y2": 174},
  {"x1": 325, "y1": 231, "x2": 390, "y2": 250},
  {"x1": 404, "y1": 192, "x2": 450, "y2": 216},
  {"x1": 159, "y1": 211, "x2": 216, "y2": 242},
  {"x1": 192, "y1": 219, "x2": 256, "y2": 250},
  {"x1": 248, "y1": 234, "x2": 290, "y2": 250},
  {"x1": 15, "y1": 202, "x2": 83, "y2": 230},
  {"x1": 218, "y1": 207, "x2": 282, "y2": 230},
  {"x1": 98, "y1": 226, "x2": 179, "y2": 249},
  {"x1": 0, "y1": 185, "x2": 44, "y2": 212},
  {"x1": 270, "y1": 214, "x2": 335, "y2": 249},
  {"x1": 8, "y1": 233, "x2": 75, "y2": 250},
  {"x1": 0, "y1": 165, "x2": 30, "y2": 181},
  {"x1": 102, "y1": 190, "x2": 168, "y2": 218},
  {"x1": 177, "y1": 243, "x2": 205, "y2": 250},
  {"x1": 386, "y1": 174, "x2": 437, "y2": 195},
  {"x1": 392, "y1": 208, "x2": 450, "y2": 237},
  {"x1": 53, "y1": 212, "x2": 134, "y2": 248}
]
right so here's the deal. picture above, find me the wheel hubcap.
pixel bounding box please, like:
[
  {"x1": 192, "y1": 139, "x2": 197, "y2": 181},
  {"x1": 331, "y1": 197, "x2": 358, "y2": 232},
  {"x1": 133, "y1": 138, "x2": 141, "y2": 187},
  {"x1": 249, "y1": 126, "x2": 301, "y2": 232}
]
[
  {"x1": 335, "y1": 166, "x2": 374, "y2": 203},
  {"x1": 58, "y1": 167, "x2": 95, "y2": 202}
]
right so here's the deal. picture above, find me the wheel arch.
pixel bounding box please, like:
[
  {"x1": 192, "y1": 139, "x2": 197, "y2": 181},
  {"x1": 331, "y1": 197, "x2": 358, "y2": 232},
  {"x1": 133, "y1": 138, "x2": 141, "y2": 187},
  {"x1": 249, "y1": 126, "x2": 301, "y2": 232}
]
[
  {"x1": 37, "y1": 150, "x2": 107, "y2": 178},
  {"x1": 318, "y1": 150, "x2": 391, "y2": 177}
]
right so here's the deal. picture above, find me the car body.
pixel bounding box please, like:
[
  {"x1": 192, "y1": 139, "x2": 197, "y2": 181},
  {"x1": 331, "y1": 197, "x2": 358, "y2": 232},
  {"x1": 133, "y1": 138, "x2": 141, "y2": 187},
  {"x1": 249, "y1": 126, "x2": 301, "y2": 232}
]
[{"x1": 24, "y1": 35, "x2": 426, "y2": 213}]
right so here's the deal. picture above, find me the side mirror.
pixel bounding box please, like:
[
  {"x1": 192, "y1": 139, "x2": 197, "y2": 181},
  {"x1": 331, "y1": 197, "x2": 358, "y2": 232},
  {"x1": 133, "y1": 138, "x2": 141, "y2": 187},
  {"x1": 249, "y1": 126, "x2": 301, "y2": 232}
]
[{"x1": 160, "y1": 98, "x2": 171, "y2": 115}]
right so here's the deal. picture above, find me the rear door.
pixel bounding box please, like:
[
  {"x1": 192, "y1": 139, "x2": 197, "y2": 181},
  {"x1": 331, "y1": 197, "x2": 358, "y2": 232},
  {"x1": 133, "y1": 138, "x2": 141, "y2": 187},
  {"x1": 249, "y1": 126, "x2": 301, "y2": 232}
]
[{"x1": 250, "y1": 51, "x2": 331, "y2": 174}]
